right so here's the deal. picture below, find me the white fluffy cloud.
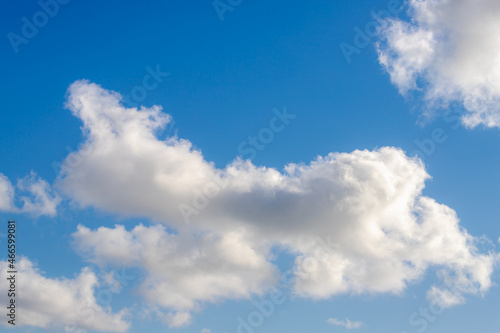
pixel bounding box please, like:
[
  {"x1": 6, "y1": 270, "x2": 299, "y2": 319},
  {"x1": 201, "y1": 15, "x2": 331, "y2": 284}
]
[
  {"x1": 376, "y1": 0, "x2": 500, "y2": 128},
  {"x1": 59, "y1": 80, "x2": 497, "y2": 325},
  {"x1": 0, "y1": 172, "x2": 60, "y2": 216},
  {"x1": 327, "y1": 317, "x2": 363, "y2": 329},
  {"x1": 73, "y1": 223, "x2": 278, "y2": 326},
  {"x1": 0, "y1": 257, "x2": 129, "y2": 332}
]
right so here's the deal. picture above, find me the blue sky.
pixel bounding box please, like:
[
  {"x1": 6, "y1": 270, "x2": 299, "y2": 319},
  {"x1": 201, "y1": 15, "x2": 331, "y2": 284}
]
[{"x1": 1, "y1": 0, "x2": 500, "y2": 332}]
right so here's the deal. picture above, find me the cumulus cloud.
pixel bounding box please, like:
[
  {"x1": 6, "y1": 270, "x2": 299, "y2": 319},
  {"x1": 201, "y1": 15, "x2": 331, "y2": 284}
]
[
  {"x1": 327, "y1": 317, "x2": 363, "y2": 329},
  {"x1": 0, "y1": 257, "x2": 129, "y2": 332},
  {"x1": 72, "y1": 223, "x2": 279, "y2": 326},
  {"x1": 59, "y1": 80, "x2": 497, "y2": 324},
  {"x1": 0, "y1": 172, "x2": 60, "y2": 216},
  {"x1": 376, "y1": 0, "x2": 500, "y2": 128}
]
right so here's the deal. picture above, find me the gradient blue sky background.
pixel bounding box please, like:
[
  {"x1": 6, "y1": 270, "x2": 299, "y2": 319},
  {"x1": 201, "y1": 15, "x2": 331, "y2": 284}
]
[{"x1": 1, "y1": 0, "x2": 500, "y2": 332}]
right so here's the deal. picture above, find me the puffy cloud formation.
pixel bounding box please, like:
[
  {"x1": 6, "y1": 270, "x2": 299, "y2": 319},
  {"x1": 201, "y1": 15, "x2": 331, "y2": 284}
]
[
  {"x1": 0, "y1": 257, "x2": 129, "y2": 332},
  {"x1": 376, "y1": 0, "x2": 500, "y2": 128},
  {"x1": 0, "y1": 172, "x2": 60, "y2": 216},
  {"x1": 73, "y1": 224, "x2": 278, "y2": 326},
  {"x1": 59, "y1": 80, "x2": 497, "y2": 324},
  {"x1": 327, "y1": 317, "x2": 363, "y2": 329}
]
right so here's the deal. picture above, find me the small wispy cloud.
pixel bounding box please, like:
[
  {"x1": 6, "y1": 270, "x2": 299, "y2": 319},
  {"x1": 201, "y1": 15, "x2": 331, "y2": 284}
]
[
  {"x1": 0, "y1": 171, "x2": 60, "y2": 217},
  {"x1": 327, "y1": 317, "x2": 363, "y2": 329},
  {"x1": 201, "y1": 329, "x2": 211, "y2": 333}
]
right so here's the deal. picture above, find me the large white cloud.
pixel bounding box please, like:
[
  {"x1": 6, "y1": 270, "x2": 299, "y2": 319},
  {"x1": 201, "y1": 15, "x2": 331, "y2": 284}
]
[
  {"x1": 58, "y1": 80, "x2": 497, "y2": 325},
  {"x1": 376, "y1": 0, "x2": 500, "y2": 128},
  {"x1": 0, "y1": 172, "x2": 60, "y2": 216},
  {"x1": 0, "y1": 257, "x2": 129, "y2": 332}
]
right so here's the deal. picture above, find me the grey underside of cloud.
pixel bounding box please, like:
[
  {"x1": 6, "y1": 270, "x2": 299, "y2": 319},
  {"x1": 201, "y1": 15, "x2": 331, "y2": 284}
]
[
  {"x1": 51, "y1": 80, "x2": 498, "y2": 327},
  {"x1": 376, "y1": 0, "x2": 500, "y2": 128}
]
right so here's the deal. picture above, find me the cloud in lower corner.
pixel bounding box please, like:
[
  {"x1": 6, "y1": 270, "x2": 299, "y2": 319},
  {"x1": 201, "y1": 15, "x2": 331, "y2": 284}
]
[{"x1": 0, "y1": 257, "x2": 129, "y2": 332}]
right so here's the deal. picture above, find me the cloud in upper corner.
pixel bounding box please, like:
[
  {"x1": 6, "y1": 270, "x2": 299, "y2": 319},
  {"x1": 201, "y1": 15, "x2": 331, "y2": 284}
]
[
  {"x1": 327, "y1": 317, "x2": 363, "y2": 329},
  {"x1": 0, "y1": 257, "x2": 129, "y2": 332},
  {"x1": 376, "y1": 0, "x2": 500, "y2": 128},
  {"x1": 0, "y1": 171, "x2": 60, "y2": 216},
  {"x1": 56, "y1": 80, "x2": 498, "y2": 325}
]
